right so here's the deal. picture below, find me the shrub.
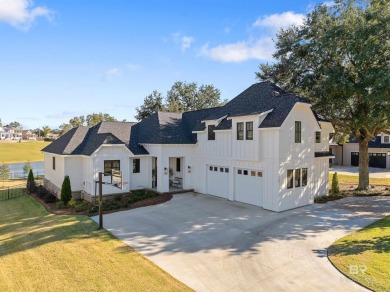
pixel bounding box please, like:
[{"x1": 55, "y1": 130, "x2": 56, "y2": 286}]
[
  {"x1": 74, "y1": 200, "x2": 90, "y2": 212},
  {"x1": 68, "y1": 198, "x2": 77, "y2": 208},
  {"x1": 35, "y1": 185, "x2": 58, "y2": 203},
  {"x1": 26, "y1": 169, "x2": 35, "y2": 193},
  {"x1": 56, "y1": 201, "x2": 65, "y2": 209},
  {"x1": 61, "y1": 175, "x2": 72, "y2": 205},
  {"x1": 331, "y1": 172, "x2": 340, "y2": 195}
]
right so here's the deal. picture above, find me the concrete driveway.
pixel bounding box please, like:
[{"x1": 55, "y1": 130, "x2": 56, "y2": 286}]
[
  {"x1": 95, "y1": 194, "x2": 390, "y2": 291},
  {"x1": 330, "y1": 165, "x2": 390, "y2": 178}
]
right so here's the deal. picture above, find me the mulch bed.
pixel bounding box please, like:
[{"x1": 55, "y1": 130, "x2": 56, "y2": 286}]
[
  {"x1": 316, "y1": 189, "x2": 390, "y2": 204},
  {"x1": 29, "y1": 192, "x2": 173, "y2": 216}
]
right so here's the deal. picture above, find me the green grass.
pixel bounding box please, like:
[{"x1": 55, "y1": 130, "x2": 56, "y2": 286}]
[
  {"x1": 0, "y1": 141, "x2": 50, "y2": 163},
  {"x1": 0, "y1": 195, "x2": 191, "y2": 292},
  {"x1": 328, "y1": 216, "x2": 390, "y2": 292},
  {"x1": 329, "y1": 174, "x2": 390, "y2": 186}
]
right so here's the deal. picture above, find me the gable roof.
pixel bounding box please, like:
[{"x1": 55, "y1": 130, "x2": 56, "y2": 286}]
[
  {"x1": 43, "y1": 82, "x2": 314, "y2": 155},
  {"x1": 42, "y1": 122, "x2": 148, "y2": 156}
]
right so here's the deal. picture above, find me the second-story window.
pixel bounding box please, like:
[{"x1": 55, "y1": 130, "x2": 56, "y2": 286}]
[
  {"x1": 315, "y1": 131, "x2": 321, "y2": 143},
  {"x1": 237, "y1": 122, "x2": 244, "y2": 140},
  {"x1": 384, "y1": 136, "x2": 390, "y2": 143},
  {"x1": 295, "y1": 121, "x2": 302, "y2": 143},
  {"x1": 246, "y1": 122, "x2": 253, "y2": 140},
  {"x1": 208, "y1": 125, "x2": 215, "y2": 140}
]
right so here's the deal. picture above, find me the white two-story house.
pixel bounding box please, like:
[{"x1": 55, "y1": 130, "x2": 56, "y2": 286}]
[{"x1": 42, "y1": 82, "x2": 334, "y2": 212}]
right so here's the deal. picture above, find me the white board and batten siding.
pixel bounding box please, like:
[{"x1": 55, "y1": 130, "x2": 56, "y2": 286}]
[{"x1": 44, "y1": 153, "x2": 65, "y2": 192}]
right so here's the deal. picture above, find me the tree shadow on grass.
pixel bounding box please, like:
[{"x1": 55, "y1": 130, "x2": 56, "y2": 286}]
[{"x1": 328, "y1": 236, "x2": 390, "y2": 257}]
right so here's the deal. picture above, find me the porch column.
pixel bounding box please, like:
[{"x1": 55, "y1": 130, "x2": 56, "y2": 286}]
[{"x1": 156, "y1": 156, "x2": 169, "y2": 193}]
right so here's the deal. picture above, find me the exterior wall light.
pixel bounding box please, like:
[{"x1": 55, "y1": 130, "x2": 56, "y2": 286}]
[
  {"x1": 164, "y1": 167, "x2": 168, "y2": 174},
  {"x1": 188, "y1": 166, "x2": 191, "y2": 173}
]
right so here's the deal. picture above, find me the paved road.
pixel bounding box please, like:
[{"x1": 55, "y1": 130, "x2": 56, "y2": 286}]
[
  {"x1": 94, "y1": 194, "x2": 390, "y2": 291},
  {"x1": 330, "y1": 165, "x2": 390, "y2": 178}
]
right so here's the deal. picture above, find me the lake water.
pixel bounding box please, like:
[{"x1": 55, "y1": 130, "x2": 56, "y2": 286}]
[{"x1": 7, "y1": 161, "x2": 44, "y2": 179}]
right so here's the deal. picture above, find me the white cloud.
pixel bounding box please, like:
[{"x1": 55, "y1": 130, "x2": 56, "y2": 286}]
[
  {"x1": 103, "y1": 68, "x2": 122, "y2": 80},
  {"x1": 199, "y1": 11, "x2": 305, "y2": 63},
  {"x1": 172, "y1": 32, "x2": 194, "y2": 52},
  {"x1": 253, "y1": 11, "x2": 305, "y2": 31},
  {"x1": 199, "y1": 38, "x2": 274, "y2": 63},
  {"x1": 0, "y1": 0, "x2": 53, "y2": 30}
]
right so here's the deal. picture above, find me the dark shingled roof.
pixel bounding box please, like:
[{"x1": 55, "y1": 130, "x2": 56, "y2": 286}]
[
  {"x1": 201, "y1": 81, "x2": 309, "y2": 128},
  {"x1": 43, "y1": 81, "x2": 314, "y2": 155},
  {"x1": 42, "y1": 122, "x2": 148, "y2": 155},
  {"x1": 349, "y1": 135, "x2": 390, "y2": 149}
]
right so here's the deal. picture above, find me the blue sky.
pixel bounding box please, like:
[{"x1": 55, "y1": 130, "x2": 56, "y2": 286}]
[{"x1": 0, "y1": 0, "x2": 329, "y2": 129}]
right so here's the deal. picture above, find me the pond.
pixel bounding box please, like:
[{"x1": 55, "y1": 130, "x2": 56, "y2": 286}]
[{"x1": 7, "y1": 161, "x2": 44, "y2": 179}]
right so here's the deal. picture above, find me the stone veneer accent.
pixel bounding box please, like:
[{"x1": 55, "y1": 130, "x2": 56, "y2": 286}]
[{"x1": 44, "y1": 178, "x2": 82, "y2": 200}]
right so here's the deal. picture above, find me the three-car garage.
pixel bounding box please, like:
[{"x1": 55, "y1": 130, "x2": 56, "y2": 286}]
[{"x1": 351, "y1": 152, "x2": 387, "y2": 168}]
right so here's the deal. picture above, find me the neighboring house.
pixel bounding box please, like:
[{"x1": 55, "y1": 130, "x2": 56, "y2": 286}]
[
  {"x1": 0, "y1": 126, "x2": 22, "y2": 140},
  {"x1": 47, "y1": 133, "x2": 60, "y2": 140},
  {"x1": 330, "y1": 133, "x2": 390, "y2": 169},
  {"x1": 22, "y1": 130, "x2": 37, "y2": 140},
  {"x1": 42, "y1": 82, "x2": 334, "y2": 212}
]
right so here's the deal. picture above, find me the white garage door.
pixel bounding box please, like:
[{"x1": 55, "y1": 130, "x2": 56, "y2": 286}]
[
  {"x1": 234, "y1": 168, "x2": 263, "y2": 206},
  {"x1": 207, "y1": 165, "x2": 229, "y2": 199}
]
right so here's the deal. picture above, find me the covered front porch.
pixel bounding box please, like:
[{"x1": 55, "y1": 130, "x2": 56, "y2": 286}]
[{"x1": 151, "y1": 156, "x2": 190, "y2": 193}]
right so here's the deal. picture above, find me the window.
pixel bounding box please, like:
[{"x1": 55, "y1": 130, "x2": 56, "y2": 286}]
[
  {"x1": 105, "y1": 160, "x2": 120, "y2": 174},
  {"x1": 238, "y1": 169, "x2": 242, "y2": 175},
  {"x1": 315, "y1": 131, "x2": 321, "y2": 143},
  {"x1": 295, "y1": 169, "x2": 301, "y2": 187},
  {"x1": 225, "y1": 168, "x2": 229, "y2": 173},
  {"x1": 251, "y1": 171, "x2": 256, "y2": 176},
  {"x1": 384, "y1": 136, "x2": 390, "y2": 143},
  {"x1": 243, "y1": 170, "x2": 248, "y2": 175},
  {"x1": 220, "y1": 167, "x2": 224, "y2": 172},
  {"x1": 295, "y1": 121, "x2": 302, "y2": 143},
  {"x1": 237, "y1": 122, "x2": 244, "y2": 140},
  {"x1": 302, "y1": 168, "x2": 308, "y2": 186},
  {"x1": 208, "y1": 125, "x2": 215, "y2": 140},
  {"x1": 257, "y1": 171, "x2": 263, "y2": 177},
  {"x1": 287, "y1": 169, "x2": 293, "y2": 189},
  {"x1": 209, "y1": 166, "x2": 213, "y2": 171},
  {"x1": 132, "y1": 159, "x2": 140, "y2": 173},
  {"x1": 176, "y1": 158, "x2": 181, "y2": 172},
  {"x1": 246, "y1": 122, "x2": 253, "y2": 140},
  {"x1": 52, "y1": 157, "x2": 55, "y2": 170},
  {"x1": 214, "y1": 167, "x2": 218, "y2": 171}
]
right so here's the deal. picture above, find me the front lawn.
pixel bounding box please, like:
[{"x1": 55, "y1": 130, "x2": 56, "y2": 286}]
[
  {"x1": 328, "y1": 216, "x2": 390, "y2": 292},
  {"x1": 0, "y1": 195, "x2": 191, "y2": 291},
  {"x1": 329, "y1": 173, "x2": 390, "y2": 187},
  {"x1": 0, "y1": 141, "x2": 50, "y2": 163}
]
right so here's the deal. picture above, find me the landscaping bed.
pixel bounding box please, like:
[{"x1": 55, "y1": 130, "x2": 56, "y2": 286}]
[
  {"x1": 30, "y1": 186, "x2": 172, "y2": 216},
  {"x1": 315, "y1": 189, "x2": 390, "y2": 204}
]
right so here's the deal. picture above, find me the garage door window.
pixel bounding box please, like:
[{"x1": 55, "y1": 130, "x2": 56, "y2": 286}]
[
  {"x1": 287, "y1": 170, "x2": 293, "y2": 189},
  {"x1": 225, "y1": 168, "x2": 229, "y2": 173},
  {"x1": 209, "y1": 166, "x2": 213, "y2": 171},
  {"x1": 238, "y1": 169, "x2": 242, "y2": 174}
]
